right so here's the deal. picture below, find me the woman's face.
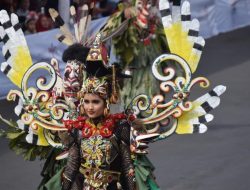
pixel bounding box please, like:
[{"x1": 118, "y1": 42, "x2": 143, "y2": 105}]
[
  {"x1": 27, "y1": 20, "x2": 36, "y2": 31},
  {"x1": 40, "y1": 16, "x2": 49, "y2": 28},
  {"x1": 83, "y1": 93, "x2": 105, "y2": 119}
]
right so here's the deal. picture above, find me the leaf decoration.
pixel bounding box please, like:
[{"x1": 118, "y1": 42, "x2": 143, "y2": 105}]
[{"x1": 0, "y1": 115, "x2": 53, "y2": 161}]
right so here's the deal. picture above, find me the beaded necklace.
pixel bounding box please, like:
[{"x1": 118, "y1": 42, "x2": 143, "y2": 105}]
[{"x1": 63, "y1": 113, "x2": 135, "y2": 138}]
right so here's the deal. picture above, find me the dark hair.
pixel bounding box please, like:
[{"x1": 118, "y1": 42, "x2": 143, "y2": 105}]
[
  {"x1": 26, "y1": 17, "x2": 36, "y2": 25},
  {"x1": 62, "y1": 43, "x2": 90, "y2": 63}
]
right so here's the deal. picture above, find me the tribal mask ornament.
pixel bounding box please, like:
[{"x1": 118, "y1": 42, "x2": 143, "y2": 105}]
[
  {"x1": 135, "y1": 0, "x2": 152, "y2": 29},
  {"x1": 131, "y1": 0, "x2": 159, "y2": 44},
  {"x1": 63, "y1": 60, "x2": 83, "y2": 97},
  {"x1": 61, "y1": 43, "x2": 90, "y2": 104}
]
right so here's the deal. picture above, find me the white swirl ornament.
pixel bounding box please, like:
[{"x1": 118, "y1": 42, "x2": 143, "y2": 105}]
[{"x1": 152, "y1": 53, "x2": 191, "y2": 83}]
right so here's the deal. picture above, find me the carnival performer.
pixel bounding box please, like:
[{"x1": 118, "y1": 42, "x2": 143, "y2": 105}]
[
  {"x1": 60, "y1": 34, "x2": 136, "y2": 190},
  {"x1": 0, "y1": 0, "x2": 226, "y2": 190}
]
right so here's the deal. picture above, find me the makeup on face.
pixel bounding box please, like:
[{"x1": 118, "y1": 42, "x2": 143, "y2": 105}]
[{"x1": 83, "y1": 93, "x2": 105, "y2": 119}]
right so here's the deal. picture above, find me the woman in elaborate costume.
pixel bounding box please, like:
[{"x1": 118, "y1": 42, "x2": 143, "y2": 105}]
[
  {"x1": 0, "y1": 0, "x2": 226, "y2": 189},
  {"x1": 60, "y1": 37, "x2": 136, "y2": 189},
  {"x1": 62, "y1": 78, "x2": 136, "y2": 189}
]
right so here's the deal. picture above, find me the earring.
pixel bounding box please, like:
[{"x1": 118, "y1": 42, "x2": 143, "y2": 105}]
[
  {"x1": 79, "y1": 99, "x2": 85, "y2": 115},
  {"x1": 79, "y1": 104, "x2": 85, "y2": 115},
  {"x1": 104, "y1": 107, "x2": 110, "y2": 117}
]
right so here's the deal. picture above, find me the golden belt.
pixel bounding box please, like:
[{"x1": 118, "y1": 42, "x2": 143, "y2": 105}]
[{"x1": 79, "y1": 165, "x2": 121, "y2": 188}]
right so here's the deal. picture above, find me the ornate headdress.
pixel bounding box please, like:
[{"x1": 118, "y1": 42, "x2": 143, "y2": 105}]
[
  {"x1": 86, "y1": 33, "x2": 108, "y2": 63},
  {"x1": 78, "y1": 33, "x2": 131, "y2": 104},
  {"x1": 49, "y1": 5, "x2": 93, "y2": 64},
  {"x1": 80, "y1": 76, "x2": 109, "y2": 99},
  {"x1": 85, "y1": 33, "x2": 111, "y2": 77}
]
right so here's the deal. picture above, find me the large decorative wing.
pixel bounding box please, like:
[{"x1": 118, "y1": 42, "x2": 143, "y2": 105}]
[
  {"x1": 6, "y1": 59, "x2": 68, "y2": 148},
  {"x1": 0, "y1": 11, "x2": 71, "y2": 149},
  {"x1": 0, "y1": 11, "x2": 69, "y2": 162},
  {"x1": 176, "y1": 85, "x2": 226, "y2": 134},
  {"x1": 160, "y1": 0, "x2": 204, "y2": 72},
  {"x1": 0, "y1": 10, "x2": 32, "y2": 87},
  {"x1": 128, "y1": 0, "x2": 226, "y2": 152}
]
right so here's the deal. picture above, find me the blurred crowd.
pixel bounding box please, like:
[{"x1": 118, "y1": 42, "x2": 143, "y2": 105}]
[
  {"x1": 0, "y1": 0, "x2": 117, "y2": 35},
  {"x1": 0, "y1": 0, "x2": 59, "y2": 35}
]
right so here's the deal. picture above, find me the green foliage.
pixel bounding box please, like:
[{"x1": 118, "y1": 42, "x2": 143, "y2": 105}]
[
  {"x1": 38, "y1": 148, "x2": 66, "y2": 190},
  {"x1": 0, "y1": 115, "x2": 52, "y2": 161},
  {"x1": 116, "y1": 24, "x2": 168, "y2": 105}
]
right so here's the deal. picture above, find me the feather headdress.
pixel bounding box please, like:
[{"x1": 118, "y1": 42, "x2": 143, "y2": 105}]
[{"x1": 49, "y1": 2, "x2": 94, "y2": 46}]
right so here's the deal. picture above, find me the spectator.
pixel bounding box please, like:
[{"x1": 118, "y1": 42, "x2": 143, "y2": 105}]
[
  {"x1": 72, "y1": 0, "x2": 116, "y2": 19},
  {"x1": 0, "y1": 0, "x2": 18, "y2": 14},
  {"x1": 24, "y1": 11, "x2": 38, "y2": 35},
  {"x1": 16, "y1": 0, "x2": 30, "y2": 24},
  {"x1": 36, "y1": 14, "x2": 52, "y2": 32}
]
